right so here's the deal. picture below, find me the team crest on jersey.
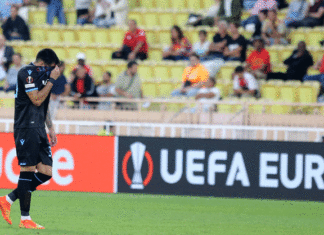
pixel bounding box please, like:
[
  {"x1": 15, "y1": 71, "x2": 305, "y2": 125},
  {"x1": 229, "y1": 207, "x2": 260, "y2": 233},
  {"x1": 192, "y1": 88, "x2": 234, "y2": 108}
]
[
  {"x1": 27, "y1": 70, "x2": 32, "y2": 75},
  {"x1": 26, "y1": 76, "x2": 34, "y2": 83}
]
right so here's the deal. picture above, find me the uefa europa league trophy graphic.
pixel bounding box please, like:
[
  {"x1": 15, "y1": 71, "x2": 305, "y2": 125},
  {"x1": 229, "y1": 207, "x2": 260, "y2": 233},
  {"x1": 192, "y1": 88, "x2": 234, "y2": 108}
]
[{"x1": 130, "y1": 142, "x2": 146, "y2": 189}]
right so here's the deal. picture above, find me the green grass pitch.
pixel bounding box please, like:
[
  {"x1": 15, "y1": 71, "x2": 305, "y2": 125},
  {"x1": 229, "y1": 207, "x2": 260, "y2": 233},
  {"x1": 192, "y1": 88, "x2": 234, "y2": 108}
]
[{"x1": 0, "y1": 189, "x2": 323, "y2": 235}]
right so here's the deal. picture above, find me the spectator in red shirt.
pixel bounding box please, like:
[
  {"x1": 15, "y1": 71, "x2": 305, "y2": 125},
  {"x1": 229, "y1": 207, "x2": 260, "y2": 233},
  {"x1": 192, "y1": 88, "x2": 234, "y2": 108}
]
[
  {"x1": 112, "y1": 19, "x2": 148, "y2": 61},
  {"x1": 163, "y1": 25, "x2": 192, "y2": 61},
  {"x1": 245, "y1": 37, "x2": 271, "y2": 80}
]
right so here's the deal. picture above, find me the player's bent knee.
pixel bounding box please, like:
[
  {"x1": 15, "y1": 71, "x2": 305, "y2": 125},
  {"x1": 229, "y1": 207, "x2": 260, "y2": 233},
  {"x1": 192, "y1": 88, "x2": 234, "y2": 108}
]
[{"x1": 36, "y1": 163, "x2": 53, "y2": 177}]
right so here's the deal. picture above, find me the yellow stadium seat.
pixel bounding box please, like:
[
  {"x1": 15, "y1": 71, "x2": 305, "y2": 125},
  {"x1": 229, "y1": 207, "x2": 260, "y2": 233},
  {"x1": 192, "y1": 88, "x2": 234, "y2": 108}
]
[
  {"x1": 63, "y1": 0, "x2": 74, "y2": 9},
  {"x1": 62, "y1": 30, "x2": 76, "y2": 43},
  {"x1": 104, "y1": 65, "x2": 122, "y2": 83},
  {"x1": 66, "y1": 10, "x2": 76, "y2": 25},
  {"x1": 306, "y1": 29, "x2": 323, "y2": 47},
  {"x1": 47, "y1": 30, "x2": 62, "y2": 42},
  {"x1": 218, "y1": 63, "x2": 238, "y2": 81},
  {"x1": 159, "y1": 13, "x2": 175, "y2": 28},
  {"x1": 66, "y1": 46, "x2": 83, "y2": 60},
  {"x1": 141, "y1": 0, "x2": 156, "y2": 8},
  {"x1": 270, "y1": 103, "x2": 292, "y2": 114},
  {"x1": 138, "y1": 64, "x2": 154, "y2": 80},
  {"x1": 143, "y1": 12, "x2": 159, "y2": 28},
  {"x1": 158, "y1": 30, "x2": 171, "y2": 45},
  {"x1": 171, "y1": 0, "x2": 186, "y2": 9},
  {"x1": 159, "y1": 0, "x2": 171, "y2": 9},
  {"x1": 90, "y1": 64, "x2": 104, "y2": 82},
  {"x1": 203, "y1": 0, "x2": 215, "y2": 8},
  {"x1": 148, "y1": 48, "x2": 163, "y2": 61},
  {"x1": 29, "y1": 8, "x2": 46, "y2": 25},
  {"x1": 261, "y1": 84, "x2": 279, "y2": 100},
  {"x1": 97, "y1": 46, "x2": 114, "y2": 61},
  {"x1": 298, "y1": 84, "x2": 318, "y2": 103},
  {"x1": 158, "y1": 82, "x2": 175, "y2": 97},
  {"x1": 175, "y1": 12, "x2": 190, "y2": 26},
  {"x1": 84, "y1": 46, "x2": 99, "y2": 62},
  {"x1": 289, "y1": 29, "x2": 307, "y2": 45},
  {"x1": 154, "y1": 65, "x2": 170, "y2": 81},
  {"x1": 31, "y1": 27, "x2": 46, "y2": 42},
  {"x1": 77, "y1": 30, "x2": 94, "y2": 44},
  {"x1": 170, "y1": 66, "x2": 185, "y2": 80},
  {"x1": 53, "y1": 47, "x2": 67, "y2": 60},
  {"x1": 109, "y1": 28, "x2": 125, "y2": 45},
  {"x1": 280, "y1": 85, "x2": 298, "y2": 102},
  {"x1": 21, "y1": 45, "x2": 37, "y2": 61},
  {"x1": 268, "y1": 48, "x2": 280, "y2": 64},
  {"x1": 187, "y1": 0, "x2": 202, "y2": 9},
  {"x1": 143, "y1": 83, "x2": 158, "y2": 97},
  {"x1": 93, "y1": 29, "x2": 109, "y2": 44},
  {"x1": 128, "y1": 11, "x2": 144, "y2": 26},
  {"x1": 145, "y1": 30, "x2": 158, "y2": 45}
]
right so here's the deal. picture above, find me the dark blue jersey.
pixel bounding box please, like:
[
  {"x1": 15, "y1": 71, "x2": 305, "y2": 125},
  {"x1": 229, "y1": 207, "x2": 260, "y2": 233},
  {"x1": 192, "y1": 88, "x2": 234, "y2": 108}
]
[{"x1": 14, "y1": 63, "x2": 52, "y2": 129}]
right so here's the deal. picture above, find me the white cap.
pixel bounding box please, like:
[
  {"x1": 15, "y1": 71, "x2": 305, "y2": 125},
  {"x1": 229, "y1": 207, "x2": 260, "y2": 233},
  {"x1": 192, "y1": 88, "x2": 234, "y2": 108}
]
[{"x1": 76, "y1": 52, "x2": 86, "y2": 60}]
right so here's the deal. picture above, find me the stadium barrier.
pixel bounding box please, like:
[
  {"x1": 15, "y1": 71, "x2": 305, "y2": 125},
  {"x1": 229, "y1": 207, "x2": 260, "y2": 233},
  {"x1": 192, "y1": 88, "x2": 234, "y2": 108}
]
[
  {"x1": 116, "y1": 136, "x2": 324, "y2": 201},
  {"x1": 0, "y1": 133, "x2": 115, "y2": 193}
]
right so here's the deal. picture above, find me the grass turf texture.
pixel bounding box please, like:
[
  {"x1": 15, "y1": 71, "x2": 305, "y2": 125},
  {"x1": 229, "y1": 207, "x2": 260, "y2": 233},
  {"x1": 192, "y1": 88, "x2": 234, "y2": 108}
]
[{"x1": 0, "y1": 189, "x2": 323, "y2": 235}]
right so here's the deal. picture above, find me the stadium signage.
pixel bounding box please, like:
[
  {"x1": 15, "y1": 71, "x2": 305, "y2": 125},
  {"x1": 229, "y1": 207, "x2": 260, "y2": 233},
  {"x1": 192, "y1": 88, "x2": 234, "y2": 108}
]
[{"x1": 118, "y1": 137, "x2": 324, "y2": 201}]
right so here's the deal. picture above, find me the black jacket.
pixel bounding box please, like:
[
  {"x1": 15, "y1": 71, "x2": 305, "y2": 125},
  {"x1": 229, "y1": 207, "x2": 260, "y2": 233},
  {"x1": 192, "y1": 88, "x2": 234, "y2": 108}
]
[
  {"x1": 1, "y1": 15, "x2": 30, "y2": 41},
  {"x1": 284, "y1": 50, "x2": 314, "y2": 81},
  {"x1": 70, "y1": 74, "x2": 95, "y2": 98}
]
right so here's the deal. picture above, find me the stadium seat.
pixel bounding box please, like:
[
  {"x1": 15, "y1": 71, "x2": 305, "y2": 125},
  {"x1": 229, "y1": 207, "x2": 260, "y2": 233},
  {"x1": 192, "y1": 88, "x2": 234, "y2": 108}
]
[
  {"x1": 66, "y1": 10, "x2": 77, "y2": 25},
  {"x1": 158, "y1": 30, "x2": 171, "y2": 45},
  {"x1": 170, "y1": 65, "x2": 185, "y2": 80},
  {"x1": 154, "y1": 65, "x2": 170, "y2": 81},
  {"x1": 268, "y1": 47, "x2": 280, "y2": 64},
  {"x1": 158, "y1": 82, "x2": 175, "y2": 97},
  {"x1": 93, "y1": 29, "x2": 110, "y2": 44},
  {"x1": 159, "y1": 12, "x2": 175, "y2": 28},
  {"x1": 62, "y1": 29, "x2": 77, "y2": 43},
  {"x1": 298, "y1": 82, "x2": 319, "y2": 103},
  {"x1": 109, "y1": 28, "x2": 126, "y2": 45},
  {"x1": 47, "y1": 29, "x2": 62, "y2": 43},
  {"x1": 84, "y1": 46, "x2": 99, "y2": 62},
  {"x1": 31, "y1": 27, "x2": 46, "y2": 42},
  {"x1": 66, "y1": 45, "x2": 83, "y2": 60},
  {"x1": 63, "y1": 0, "x2": 74, "y2": 9},
  {"x1": 289, "y1": 29, "x2": 307, "y2": 45},
  {"x1": 77, "y1": 29, "x2": 94, "y2": 44},
  {"x1": 175, "y1": 12, "x2": 190, "y2": 26},
  {"x1": 306, "y1": 28, "x2": 323, "y2": 47},
  {"x1": 187, "y1": 0, "x2": 202, "y2": 9},
  {"x1": 143, "y1": 83, "x2": 158, "y2": 97},
  {"x1": 138, "y1": 64, "x2": 154, "y2": 80},
  {"x1": 203, "y1": 0, "x2": 215, "y2": 8},
  {"x1": 218, "y1": 62, "x2": 240, "y2": 81},
  {"x1": 141, "y1": 0, "x2": 156, "y2": 8},
  {"x1": 21, "y1": 44, "x2": 37, "y2": 61},
  {"x1": 143, "y1": 12, "x2": 159, "y2": 28},
  {"x1": 53, "y1": 47, "x2": 67, "y2": 60},
  {"x1": 261, "y1": 83, "x2": 280, "y2": 101},
  {"x1": 170, "y1": 0, "x2": 185, "y2": 9},
  {"x1": 159, "y1": 0, "x2": 171, "y2": 9},
  {"x1": 270, "y1": 103, "x2": 293, "y2": 114},
  {"x1": 145, "y1": 30, "x2": 158, "y2": 45},
  {"x1": 128, "y1": 11, "x2": 145, "y2": 26},
  {"x1": 148, "y1": 48, "x2": 163, "y2": 61},
  {"x1": 97, "y1": 46, "x2": 114, "y2": 61},
  {"x1": 29, "y1": 8, "x2": 46, "y2": 25},
  {"x1": 279, "y1": 84, "x2": 298, "y2": 102}
]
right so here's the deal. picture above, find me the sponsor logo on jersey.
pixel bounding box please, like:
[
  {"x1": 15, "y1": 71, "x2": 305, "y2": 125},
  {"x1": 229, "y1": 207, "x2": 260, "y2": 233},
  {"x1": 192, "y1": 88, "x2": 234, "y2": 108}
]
[
  {"x1": 42, "y1": 79, "x2": 49, "y2": 85},
  {"x1": 27, "y1": 70, "x2": 32, "y2": 75},
  {"x1": 26, "y1": 76, "x2": 33, "y2": 84},
  {"x1": 25, "y1": 84, "x2": 35, "y2": 88},
  {"x1": 20, "y1": 139, "x2": 25, "y2": 145}
]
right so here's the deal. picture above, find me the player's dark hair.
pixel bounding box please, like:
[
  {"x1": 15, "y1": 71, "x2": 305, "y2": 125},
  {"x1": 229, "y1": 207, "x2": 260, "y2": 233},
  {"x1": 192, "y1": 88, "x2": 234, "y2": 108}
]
[
  {"x1": 199, "y1": 30, "x2": 207, "y2": 36},
  {"x1": 127, "y1": 61, "x2": 138, "y2": 69},
  {"x1": 36, "y1": 48, "x2": 59, "y2": 66},
  {"x1": 235, "y1": 66, "x2": 244, "y2": 73},
  {"x1": 190, "y1": 53, "x2": 200, "y2": 60},
  {"x1": 105, "y1": 71, "x2": 112, "y2": 77}
]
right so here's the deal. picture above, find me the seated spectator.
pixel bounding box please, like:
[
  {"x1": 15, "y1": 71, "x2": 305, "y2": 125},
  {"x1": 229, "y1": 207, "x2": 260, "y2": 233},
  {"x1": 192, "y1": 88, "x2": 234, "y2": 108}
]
[
  {"x1": 207, "y1": 21, "x2": 231, "y2": 60},
  {"x1": 251, "y1": 10, "x2": 268, "y2": 38},
  {"x1": 93, "y1": 0, "x2": 115, "y2": 28},
  {"x1": 192, "y1": 30, "x2": 211, "y2": 58},
  {"x1": 195, "y1": 77, "x2": 221, "y2": 112},
  {"x1": 111, "y1": 0, "x2": 128, "y2": 26},
  {"x1": 0, "y1": 53, "x2": 24, "y2": 92},
  {"x1": 217, "y1": 0, "x2": 242, "y2": 24},
  {"x1": 245, "y1": 37, "x2": 271, "y2": 80},
  {"x1": 72, "y1": 53, "x2": 93, "y2": 77},
  {"x1": 70, "y1": 65, "x2": 95, "y2": 108},
  {"x1": 284, "y1": 0, "x2": 308, "y2": 27},
  {"x1": 288, "y1": 0, "x2": 324, "y2": 28},
  {"x1": 76, "y1": 0, "x2": 94, "y2": 25},
  {"x1": 242, "y1": 0, "x2": 277, "y2": 30},
  {"x1": 0, "y1": 35, "x2": 15, "y2": 72},
  {"x1": 186, "y1": 0, "x2": 220, "y2": 27},
  {"x1": 1, "y1": 5, "x2": 30, "y2": 41},
  {"x1": 303, "y1": 51, "x2": 324, "y2": 86},
  {"x1": 0, "y1": 0, "x2": 22, "y2": 23},
  {"x1": 223, "y1": 22, "x2": 247, "y2": 62},
  {"x1": 268, "y1": 41, "x2": 313, "y2": 81},
  {"x1": 50, "y1": 61, "x2": 70, "y2": 119},
  {"x1": 262, "y1": 9, "x2": 288, "y2": 45},
  {"x1": 171, "y1": 53, "x2": 209, "y2": 97},
  {"x1": 163, "y1": 25, "x2": 192, "y2": 61},
  {"x1": 39, "y1": 0, "x2": 65, "y2": 25},
  {"x1": 115, "y1": 61, "x2": 143, "y2": 110},
  {"x1": 233, "y1": 66, "x2": 259, "y2": 98},
  {"x1": 96, "y1": 71, "x2": 116, "y2": 110},
  {"x1": 112, "y1": 20, "x2": 148, "y2": 61}
]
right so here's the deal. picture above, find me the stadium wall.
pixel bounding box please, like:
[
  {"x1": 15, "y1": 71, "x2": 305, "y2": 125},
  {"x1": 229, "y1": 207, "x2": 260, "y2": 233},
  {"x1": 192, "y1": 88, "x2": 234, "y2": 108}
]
[{"x1": 1, "y1": 133, "x2": 324, "y2": 201}]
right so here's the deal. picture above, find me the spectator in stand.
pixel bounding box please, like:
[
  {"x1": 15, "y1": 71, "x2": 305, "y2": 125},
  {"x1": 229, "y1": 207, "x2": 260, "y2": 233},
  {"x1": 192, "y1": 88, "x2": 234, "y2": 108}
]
[
  {"x1": 207, "y1": 21, "x2": 231, "y2": 60},
  {"x1": 0, "y1": 35, "x2": 14, "y2": 72},
  {"x1": 194, "y1": 77, "x2": 221, "y2": 112},
  {"x1": 186, "y1": 0, "x2": 220, "y2": 27},
  {"x1": 252, "y1": 9, "x2": 268, "y2": 38},
  {"x1": 112, "y1": 0, "x2": 128, "y2": 26},
  {"x1": 268, "y1": 41, "x2": 313, "y2": 81},
  {"x1": 284, "y1": 0, "x2": 308, "y2": 27},
  {"x1": 16, "y1": 0, "x2": 34, "y2": 22},
  {"x1": 0, "y1": 53, "x2": 24, "y2": 92},
  {"x1": 70, "y1": 65, "x2": 95, "y2": 108},
  {"x1": 72, "y1": 52, "x2": 93, "y2": 77},
  {"x1": 245, "y1": 37, "x2": 271, "y2": 80},
  {"x1": 233, "y1": 66, "x2": 259, "y2": 98},
  {"x1": 76, "y1": 0, "x2": 94, "y2": 25},
  {"x1": 1, "y1": 5, "x2": 30, "y2": 41},
  {"x1": 217, "y1": 0, "x2": 243, "y2": 24},
  {"x1": 163, "y1": 25, "x2": 192, "y2": 61},
  {"x1": 192, "y1": 30, "x2": 211, "y2": 59},
  {"x1": 224, "y1": 22, "x2": 247, "y2": 62},
  {"x1": 0, "y1": 0, "x2": 22, "y2": 23},
  {"x1": 94, "y1": 0, "x2": 128, "y2": 27},
  {"x1": 171, "y1": 53, "x2": 209, "y2": 97},
  {"x1": 38, "y1": 0, "x2": 65, "y2": 24},
  {"x1": 96, "y1": 71, "x2": 116, "y2": 110},
  {"x1": 49, "y1": 61, "x2": 70, "y2": 119},
  {"x1": 288, "y1": 0, "x2": 324, "y2": 28},
  {"x1": 242, "y1": 0, "x2": 277, "y2": 30},
  {"x1": 112, "y1": 20, "x2": 148, "y2": 61},
  {"x1": 262, "y1": 9, "x2": 288, "y2": 45},
  {"x1": 303, "y1": 51, "x2": 324, "y2": 85},
  {"x1": 115, "y1": 61, "x2": 143, "y2": 110}
]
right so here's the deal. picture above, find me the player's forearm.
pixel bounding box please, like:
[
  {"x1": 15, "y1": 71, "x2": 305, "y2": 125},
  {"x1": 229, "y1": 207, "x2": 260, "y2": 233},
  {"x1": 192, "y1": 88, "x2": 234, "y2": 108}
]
[
  {"x1": 33, "y1": 83, "x2": 53, "y2": 106},
  {"x1": 133, "y1": 42, "x2": 144, "y2": 54},
  {"x1": 45, "y1": 109, "x2": 53, "y2": 129}
]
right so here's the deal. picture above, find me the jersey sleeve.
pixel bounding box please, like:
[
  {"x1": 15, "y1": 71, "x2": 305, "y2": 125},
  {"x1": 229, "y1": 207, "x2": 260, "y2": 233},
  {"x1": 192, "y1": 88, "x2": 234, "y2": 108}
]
[
  {"x1": 18, "y1": 68, "x2": 38, "y2": 93},
  {"x1": 137, "y1": 30, "x2": 146, "y2": 43}
]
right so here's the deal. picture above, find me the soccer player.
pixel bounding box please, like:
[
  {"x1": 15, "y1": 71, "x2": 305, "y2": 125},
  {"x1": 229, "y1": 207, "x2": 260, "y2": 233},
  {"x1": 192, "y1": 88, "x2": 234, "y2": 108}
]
[{"x1": 0, "y1": 49, "x2": 60, "y2": 229}]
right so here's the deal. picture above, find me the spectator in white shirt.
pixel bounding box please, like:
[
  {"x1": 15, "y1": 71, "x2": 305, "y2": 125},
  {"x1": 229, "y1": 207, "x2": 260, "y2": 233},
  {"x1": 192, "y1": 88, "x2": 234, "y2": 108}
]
[
  {"x1": 195, "y1": 77, "x2": 221, "y2": 112},
  {"x1": 192, "y1": 30, "x2": 211, "y2": 59},
  {"x1": 93, "y1": 0, "x2": 115, "y2": 28},
  {"x1": 0, "y1": 53, "x2": 24, "y2": 92},
  {"x1": 233, "y1": 66, "x2": 259, "y2": 98}
]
